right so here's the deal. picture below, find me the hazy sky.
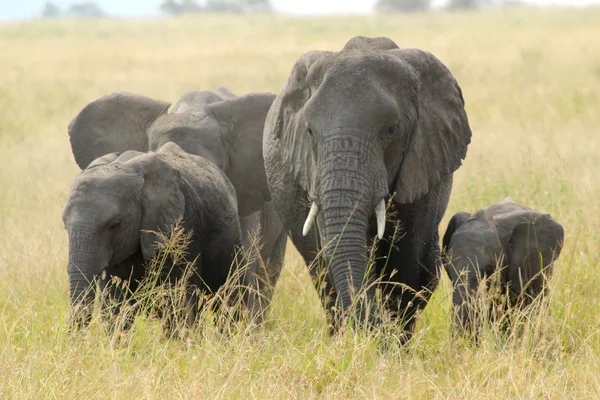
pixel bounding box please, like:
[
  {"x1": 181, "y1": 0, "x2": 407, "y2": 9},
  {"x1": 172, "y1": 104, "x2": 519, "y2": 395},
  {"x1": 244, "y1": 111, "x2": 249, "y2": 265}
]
[{"x1": 0, "y1": 0, "x2": 598, "y2": 20}]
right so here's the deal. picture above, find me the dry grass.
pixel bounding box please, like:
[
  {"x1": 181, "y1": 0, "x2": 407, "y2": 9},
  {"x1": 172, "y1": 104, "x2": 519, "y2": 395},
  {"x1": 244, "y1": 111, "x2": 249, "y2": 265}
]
[{"x1": 1, "y1": 8, "x2": 599, "y2": 398}]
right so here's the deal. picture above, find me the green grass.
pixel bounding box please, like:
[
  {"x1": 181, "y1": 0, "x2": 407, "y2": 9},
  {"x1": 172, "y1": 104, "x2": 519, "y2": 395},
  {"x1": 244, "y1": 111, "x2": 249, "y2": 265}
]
[{"x1": 1, "y1": 8, "x2": 599, "y2": 398}]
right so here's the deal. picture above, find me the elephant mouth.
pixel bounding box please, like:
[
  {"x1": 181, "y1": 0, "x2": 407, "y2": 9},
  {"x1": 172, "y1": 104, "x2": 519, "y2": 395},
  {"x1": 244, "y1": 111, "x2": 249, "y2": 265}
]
[{"x1": 302, "y1": 197, "x2": 387, "y2": 240}]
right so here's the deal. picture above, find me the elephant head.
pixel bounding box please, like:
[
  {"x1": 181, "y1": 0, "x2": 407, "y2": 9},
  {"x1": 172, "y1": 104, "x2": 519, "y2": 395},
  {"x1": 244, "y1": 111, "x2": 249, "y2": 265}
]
[
  {"x1": 62, "y1": 148, "x2": 186, "y2": 328},
  {"x1": 67, "y1": 88, "x2": 274, "y2": 217},
  {"x1": 492, "y1": 206, "x2": 565, "y2": 304},
  {"x1": 264, "y1": 36, "x2": 471, "y2": 319}
]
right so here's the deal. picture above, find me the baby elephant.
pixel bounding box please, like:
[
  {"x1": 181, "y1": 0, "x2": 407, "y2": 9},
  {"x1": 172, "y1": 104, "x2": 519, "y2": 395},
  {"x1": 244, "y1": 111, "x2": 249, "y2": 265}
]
[
  {"x1": 442, "y1": 197, "x2": 564, "y2": 335},
  {"x1": 62, "y1": 142, "x2": 242, "y2": 335}
]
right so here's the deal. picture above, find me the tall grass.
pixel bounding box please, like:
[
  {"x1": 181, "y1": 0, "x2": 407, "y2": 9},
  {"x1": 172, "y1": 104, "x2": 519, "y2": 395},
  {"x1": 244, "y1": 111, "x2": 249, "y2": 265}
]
[{"x1": 1, "y1": 8, "x2": 599, "y2": 398}]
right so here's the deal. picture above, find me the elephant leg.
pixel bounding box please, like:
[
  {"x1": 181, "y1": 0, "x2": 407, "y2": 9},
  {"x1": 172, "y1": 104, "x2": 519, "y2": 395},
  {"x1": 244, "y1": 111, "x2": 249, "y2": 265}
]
[
  {"x1": 376, "y1": 179, "x2": 450, "y2": 341},
  {"x1": 374, "y1": 220, "x2": 440, "y2": 342},
  {"x1": 238, "y1": 211, "x2": 265, "y2": 322},
  {"x1": 249, "y1": 202, "x2": 289, "y2": 323},
  {"x1": 375, "y1": 243, "x2": 419, "y2": 339},
  {"x1": 160, "y1": 283, "x2": 188, "y2": 339},
  {"x1": 98, "y1": 275, "x2": 127, "y2": 334},
  {"x1": 156, "y1": 260, "x2": 193, "y2": 339},
  {"x1": 99, "y1": 253, "x2": 145, "y2": 336},
  {"x1": 252, "y1": 227, "x2": 287, "y2": 324},
  {"x1": 184, "y1": 276, "x2": 204, "y2": 330}
]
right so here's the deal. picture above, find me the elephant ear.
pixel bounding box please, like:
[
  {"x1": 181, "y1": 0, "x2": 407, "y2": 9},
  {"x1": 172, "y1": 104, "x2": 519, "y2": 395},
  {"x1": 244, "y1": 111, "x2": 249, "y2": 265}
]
[
  {"x1": 127, "y1": 151, "x2": 185, "y2": 260},
  {"x1": 442, "y1": 211, "x2": 472, "y2": 253},
  {"x1": 68, "y1": 92, "x2": 171, "y2": 169},
  {"x1": 389, "y1": 49, "x2": 472, "y2": 204},
  {"x1": 206, "y1": 92, "x2": 277, "y2": 217},
  {"x1": 265, "y1": 51, "x2": 332, "y2": 191},
  {"x1": 505, "y1": 213, "x2": 564, "y2": 291}
]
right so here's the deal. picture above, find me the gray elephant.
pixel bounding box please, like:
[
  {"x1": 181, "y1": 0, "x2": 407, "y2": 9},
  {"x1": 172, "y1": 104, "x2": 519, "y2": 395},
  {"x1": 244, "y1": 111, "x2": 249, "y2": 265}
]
[
  {"x1": 67, "y1": 88, "x2": 286, "y2": 322},
  {"x1": 63, "y1": 142, "x2": 242, "y2": 334},
  {"x1": 442, "y1": 197, "x2": 564, "y2": 335},
  {"x1": 263, "y1": 36, "x2": 472, "y2": 337}
]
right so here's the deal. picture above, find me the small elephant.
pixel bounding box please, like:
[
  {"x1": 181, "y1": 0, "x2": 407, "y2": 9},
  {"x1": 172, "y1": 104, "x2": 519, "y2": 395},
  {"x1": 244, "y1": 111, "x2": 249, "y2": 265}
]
[
  {"x1": 67, "y1": 88, "x2": 287, "y2": 323},
  {"x1": 442, "y1": 197, "x2": 565, "y2": 335},
  {"x1": 263, "y1": 36, "x2": 472, "y2": 335},
  {"x1": 62, "y1": 142, "x2": 242, "y2": 334}
]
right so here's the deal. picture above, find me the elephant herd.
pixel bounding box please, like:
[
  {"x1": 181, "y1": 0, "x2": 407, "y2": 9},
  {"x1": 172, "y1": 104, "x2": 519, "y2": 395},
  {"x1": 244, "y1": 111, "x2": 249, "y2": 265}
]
[{"x1": 62, "y1": 36, "x2": 564, "y2": 341}]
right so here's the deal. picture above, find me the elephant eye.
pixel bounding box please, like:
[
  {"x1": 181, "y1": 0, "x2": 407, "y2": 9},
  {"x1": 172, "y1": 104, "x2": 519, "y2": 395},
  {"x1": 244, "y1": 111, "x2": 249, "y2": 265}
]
[
  {"x1": 387, "y1": 123, "x2": 400, "y2": 136},
  {"x1": 109, "y1": 220, "x2": 121, "y2": 231},
  {"x1": 306, "y1": 127, "x2": 314, "y2": 137}
]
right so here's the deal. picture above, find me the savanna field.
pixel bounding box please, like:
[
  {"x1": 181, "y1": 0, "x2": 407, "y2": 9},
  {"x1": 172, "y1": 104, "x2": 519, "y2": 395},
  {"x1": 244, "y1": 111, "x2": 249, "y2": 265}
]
[{"x1": 1, "y1": 8, "x2": 599, "y2": 398}]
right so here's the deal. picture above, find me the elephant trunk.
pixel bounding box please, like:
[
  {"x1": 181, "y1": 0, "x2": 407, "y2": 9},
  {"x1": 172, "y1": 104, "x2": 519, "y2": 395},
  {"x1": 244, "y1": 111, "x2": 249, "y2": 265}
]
[
  {"x1": 452, "y1": 279, "x2": 473, "y2": 336},
  {"x1": 67, "y1": 230, "x2": 104, "y2": 330},
  {"x1": 311, "y1": 133, "x2": 387, "y2": 327},
  {"x1": 68, "y1": 267, "x2": 96, "y2": 329}
]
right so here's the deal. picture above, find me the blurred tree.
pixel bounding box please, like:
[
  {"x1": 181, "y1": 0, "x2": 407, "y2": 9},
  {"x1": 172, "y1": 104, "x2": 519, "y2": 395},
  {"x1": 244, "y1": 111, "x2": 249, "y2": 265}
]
[
  {"x1": 160, "y1": 0, "x2": 272, "y2": 15},
  {"x1": 375, "y1": 0, "x2": 431, "y2": 13},
  {"x1": 160, "y1": 0, "x2": 202, "y2": 15},
  {"x1": 446, "y1": 0, "x2": 493, "y2": 9},
  {"x1": 41, "y1": 1, "x2": 61, "y2": 18},
  {"x1": 67, "y1": 1, "x2": 106, "y2": 18}
]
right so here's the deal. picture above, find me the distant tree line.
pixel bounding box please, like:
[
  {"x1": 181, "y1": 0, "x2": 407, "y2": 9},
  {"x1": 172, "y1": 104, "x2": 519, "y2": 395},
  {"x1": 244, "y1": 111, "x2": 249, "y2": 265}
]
[
  {"x1": 41, "y1": 1, "x2": 106, "y2": 18},
  {"x1": 375, "y1": 0, "x2": 511, "y2": 12},
  {"x1": 40, "y1": 0, "x2": 520, "y2": 20},
  {"x1": 40, "y1": 0, "x2": 273, "y2": 19}
]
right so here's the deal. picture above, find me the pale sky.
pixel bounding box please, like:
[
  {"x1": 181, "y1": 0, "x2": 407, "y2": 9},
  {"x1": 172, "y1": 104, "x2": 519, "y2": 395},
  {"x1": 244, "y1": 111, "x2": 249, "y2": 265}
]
[{"x1": 0, "y1": 0, "x2": 598, "y2": 20}]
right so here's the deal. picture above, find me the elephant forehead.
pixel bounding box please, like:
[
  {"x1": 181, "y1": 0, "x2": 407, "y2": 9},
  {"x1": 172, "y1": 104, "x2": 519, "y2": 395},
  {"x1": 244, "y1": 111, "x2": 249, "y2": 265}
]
[
  {"x1": 310, "y1": 52, "x2": 418, "y2": 90},
  {"x1": 304, "y1": 55, "x2": 418, "y2": 128},
  {"x1": 450, "y1": 219, "x2": 502, "y2": 256},
  {"x1": 73, "y1": 169, "x2": 141, "y2": 201},
  {"x1": 482, "y1": 201, "x2": 531, "y2": 220},
  {"x1": 63, "y1": 192, "x2": 121, "y2": 229},
  {"x1": 341, "y1": 36, "x2": 400, "y2": 52}
]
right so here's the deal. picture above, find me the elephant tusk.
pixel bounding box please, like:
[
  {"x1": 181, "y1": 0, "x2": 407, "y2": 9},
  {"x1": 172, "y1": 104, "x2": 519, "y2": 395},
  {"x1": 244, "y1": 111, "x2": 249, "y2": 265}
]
[
  {"x1": 302, "y1": 202, "x2": 319, "y2": 236},
  {"x1": 375, "y1": 199, "x2": 386, "y2": 240},
  {"x1": 101, "y1": 269, "x2": 107, "y2": 280}
]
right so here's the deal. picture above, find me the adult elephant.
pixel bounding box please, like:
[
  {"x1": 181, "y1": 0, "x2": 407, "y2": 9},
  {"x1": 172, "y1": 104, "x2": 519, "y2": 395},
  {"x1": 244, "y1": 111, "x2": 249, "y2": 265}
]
[
  {"x1": 68, "y1": 88, "x2": 286, "y2": 323},
  {"x1": 263, "y1": 36, "x2": 472, "y2": 336}
]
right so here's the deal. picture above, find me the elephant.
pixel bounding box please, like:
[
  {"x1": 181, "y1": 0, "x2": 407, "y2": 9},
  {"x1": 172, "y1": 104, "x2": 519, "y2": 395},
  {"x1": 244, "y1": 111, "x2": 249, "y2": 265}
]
[
  {"x1": 62, "y1": 142, "x2": 242, "y2": 335},
  {"x1": 442, "y1": 197, "x2": 564, "y2": 335},
  {"x1": 263, "y1": 36, "x2": 472, "y2": 337},
  {"x1": 67, "y1": 87, "x2": 287, "y2": 323}
]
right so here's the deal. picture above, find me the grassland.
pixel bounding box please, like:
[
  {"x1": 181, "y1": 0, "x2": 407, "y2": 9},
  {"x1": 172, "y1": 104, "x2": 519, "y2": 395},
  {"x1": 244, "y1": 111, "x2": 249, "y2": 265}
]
[{"x1": 1, "y1": 7, "x2": 599, "y2": 399}]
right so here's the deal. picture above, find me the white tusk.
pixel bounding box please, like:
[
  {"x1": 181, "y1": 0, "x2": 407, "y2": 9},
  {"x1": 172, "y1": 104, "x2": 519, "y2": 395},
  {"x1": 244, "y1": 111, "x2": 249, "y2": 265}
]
[
  {"x1": 101, "y1": 269, "x2": 107, "y2": 280},
  {"x1": 375, "y1": 199, "x2": 386, "y2": 240},
  {"x1": 302, "y1": 202, "x2": 319, "y2": 236}
]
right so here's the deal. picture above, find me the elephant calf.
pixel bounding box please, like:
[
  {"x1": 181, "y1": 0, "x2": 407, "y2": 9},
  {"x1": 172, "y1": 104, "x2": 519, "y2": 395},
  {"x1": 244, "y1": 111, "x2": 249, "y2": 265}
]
[
  {"x1": 442, "y1": 197, "x2": 564, "y2": 335},
  {"x1": 62, "y1": 142, "x2": 242, "y2": 335}
]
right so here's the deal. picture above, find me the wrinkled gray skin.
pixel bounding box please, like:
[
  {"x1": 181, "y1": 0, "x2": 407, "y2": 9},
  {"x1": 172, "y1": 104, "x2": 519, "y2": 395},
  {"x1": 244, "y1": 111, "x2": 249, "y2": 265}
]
[
  {"x1": 442, "y1": 197, "x2": 565, "y2": 335},
  {"x1": 263, "y1": 36, "x2": 472, "y2": 336},
  {"x1": 68, "y1": 87, "x2": 286, "y2": 322},
  {"x1": 62, "y1": 143, "x2": 242, "y2": 333}
]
